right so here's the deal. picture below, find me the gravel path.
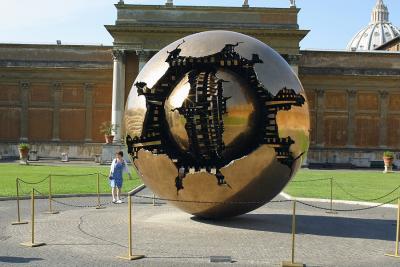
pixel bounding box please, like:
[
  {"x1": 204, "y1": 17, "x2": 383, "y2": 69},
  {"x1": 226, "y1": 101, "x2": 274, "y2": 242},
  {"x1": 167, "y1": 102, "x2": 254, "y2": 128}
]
[{"x1": 0, "y1": 188, "x2": 399, "y2": 267}]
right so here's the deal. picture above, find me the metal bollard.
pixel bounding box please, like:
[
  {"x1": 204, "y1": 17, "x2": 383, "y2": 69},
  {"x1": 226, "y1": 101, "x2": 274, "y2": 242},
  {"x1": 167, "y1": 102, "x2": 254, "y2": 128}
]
[
  {"x1": 117, "y1": 194, "x2": 145, "y2": 261},
  {"x1": 44, "y1": 175, "x2": 59, "y2": 214},
  {"x1": 153, "y1": 193, "x2": 156, "y2": 206},
  {"x1": 326, "y1": 177, "x2": 337, "y2": 214},
  {"x1": 11, "y1": 178, "x2": 28, "y2": 225},
  {"x1": 21, "y1": 188, "x2": 46, "y2": 247},
  {"x1": 282, "y1": 200, "x2": 304, "y2": 267},
  {"x1": 96, "y1": 173, "x2": 106, "y2": 209},
  {"x1": 385, "y1": 198, "x2": 400, "y2": 258}
]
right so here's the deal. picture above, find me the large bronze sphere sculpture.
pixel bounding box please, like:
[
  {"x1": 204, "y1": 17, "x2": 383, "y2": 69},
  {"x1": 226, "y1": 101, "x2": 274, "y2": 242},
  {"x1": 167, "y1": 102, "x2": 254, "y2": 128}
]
[{"x1": 125, "y1": 31, "x2": 310, "y2": 218}]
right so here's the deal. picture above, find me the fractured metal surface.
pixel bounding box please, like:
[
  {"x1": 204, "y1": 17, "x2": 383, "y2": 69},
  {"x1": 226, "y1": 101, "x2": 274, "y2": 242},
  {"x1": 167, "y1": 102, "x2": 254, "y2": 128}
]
[{"x1": 124, "y1": 30, "x2": 310, "y2": 218}]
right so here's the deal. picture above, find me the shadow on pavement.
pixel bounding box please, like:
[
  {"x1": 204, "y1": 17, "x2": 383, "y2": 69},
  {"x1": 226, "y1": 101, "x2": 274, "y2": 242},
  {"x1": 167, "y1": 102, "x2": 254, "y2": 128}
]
[
  {"x1": 0, "y1": 256, "x2": 43, "y2": 263},
  {"x1": 192, "y1": 214, "x2": 396, "y2": 241}
]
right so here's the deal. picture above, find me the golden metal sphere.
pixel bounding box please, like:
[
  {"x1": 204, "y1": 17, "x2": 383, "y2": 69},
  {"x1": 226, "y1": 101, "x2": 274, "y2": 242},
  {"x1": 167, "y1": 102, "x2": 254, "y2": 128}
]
[{"x1": 125, "y1": 31, "x2": 310, "y2": 218}]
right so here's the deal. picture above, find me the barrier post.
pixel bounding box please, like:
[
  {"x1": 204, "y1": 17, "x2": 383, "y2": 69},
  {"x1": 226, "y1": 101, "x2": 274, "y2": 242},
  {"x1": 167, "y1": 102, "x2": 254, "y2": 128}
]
[
  {"x1": 385, "y1": 198, "x2": 400, "y2": 258},
  {"x1": 44, "y1": 175, "x2": 59, "y2": 214},
  {"x1": 21, "y1": 188, "x2": 46, "y2": 247},
  {"x1": 117, "y1": 194, "x2": 144, "y2": 261},
  {"x1": 282, "y1": 200, "x2": 304, "y2": 267},
  {"x1": 153, "y1": 193, "x2": 156, "y2": 206},
  {"x1": 11, "y1": 178, "x2": 28, "y2": 225},
  {"x1": 326, "y1": 177, "x2": 337, "y2": 214},
  {"x1": 96, "y1": 173, "x2": 106, "y2": 209}
]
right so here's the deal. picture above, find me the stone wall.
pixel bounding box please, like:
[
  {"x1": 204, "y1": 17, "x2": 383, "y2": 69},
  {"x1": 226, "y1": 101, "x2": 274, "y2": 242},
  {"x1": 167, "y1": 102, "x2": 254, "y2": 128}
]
[
  {"x1": 0, "y1": 44, "x2": 115, "y2": 144},
  {"x1": 300, "y1": 50, "x2": 400, "y2": 166},
  {"x1": 0, "y1": 142, "x2": 102, "y2": 161},
  {"x1": 376, "y1": 37, "x2": 400, "y2": 52}
]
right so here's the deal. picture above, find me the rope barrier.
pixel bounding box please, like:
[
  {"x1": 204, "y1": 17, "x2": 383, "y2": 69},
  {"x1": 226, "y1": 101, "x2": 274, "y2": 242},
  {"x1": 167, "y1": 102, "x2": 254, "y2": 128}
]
[
  {"x1": 131, "y1": 193, "x2": 399, "y2": 213},
  {"x1": 99, "y1": 172, "x2": 143, "y2": 182},
  {"x1": 20, "y1": 188, "x2": 45, "y2": 247},
  {"x1": 11, "y1": 178, "x2": 28, "y2": 225},
  {"x1": 23, "y1": 187, "x2": 398, "y2": 213},
  {"x1": 39, "y1": 186, "x2": 128, "y2": 208},
  {"x1": 50, "y1": 173, "x2": 99, "y2": 177},
  {"x1": 17, "y1": 175, "x2": 50, "y2": 185},
  {"x1": 18, "y1": 180, "x2": 35, "y2": 196},
  {"x1": 297, "y1": 197, "x2": 399, "y2": 212},
  {"x1": 12, "y1": 173, "x2": 400, "y2": 214},
  {"x1": 333, "y1": 181, "x2": 400, "y2": 202},
  {"x1": 132, "y1": 194, "x2": 292, "y2": 205}
]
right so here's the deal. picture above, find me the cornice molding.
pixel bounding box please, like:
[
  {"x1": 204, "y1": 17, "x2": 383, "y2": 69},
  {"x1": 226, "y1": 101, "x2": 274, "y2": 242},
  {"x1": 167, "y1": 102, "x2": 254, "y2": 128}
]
[
  {"x1": 114, "y1": 4, "x2": 301, "y2": 14},
  {"x1": 0, "y1": 60, "x2": 112, "y2": 69},
  {"x1": 105, "y1": 25, "x2": 309, "y2": 38},
  {"x1": 299, "y1": 67, "x2": 400, "y2": 77}
]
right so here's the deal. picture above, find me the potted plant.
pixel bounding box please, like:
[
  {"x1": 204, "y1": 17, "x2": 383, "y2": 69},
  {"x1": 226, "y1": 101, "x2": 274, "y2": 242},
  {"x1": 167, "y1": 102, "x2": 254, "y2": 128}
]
[
  {"x1": 99, "y1": 121, "x2": 118, "y2": 144},
  {"x1": 18, "y1": 143, "x2": 30, "y2": 164},
  {"x1": 383, "y1": 151, "x2": 394, "y2": 173}
]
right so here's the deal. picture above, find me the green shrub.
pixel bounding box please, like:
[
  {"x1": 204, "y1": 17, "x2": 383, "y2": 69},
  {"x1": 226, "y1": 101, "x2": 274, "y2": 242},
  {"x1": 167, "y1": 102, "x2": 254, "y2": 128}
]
[
  {"x1": 383, "y1": 151, "x2": 394, "y2": 158},
  {"x1": 99, "y1": 121, "x2": 118, "y2": 135},
  {"x1": 18, "y1": 143, "x2": 29, "y2": 150}
]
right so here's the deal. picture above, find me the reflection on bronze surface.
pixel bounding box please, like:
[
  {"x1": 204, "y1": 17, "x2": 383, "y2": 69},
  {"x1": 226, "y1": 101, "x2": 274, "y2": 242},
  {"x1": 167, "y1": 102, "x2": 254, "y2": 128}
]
[{"x1": 124, "y1": 31, "x2": 310, "y2": 218}]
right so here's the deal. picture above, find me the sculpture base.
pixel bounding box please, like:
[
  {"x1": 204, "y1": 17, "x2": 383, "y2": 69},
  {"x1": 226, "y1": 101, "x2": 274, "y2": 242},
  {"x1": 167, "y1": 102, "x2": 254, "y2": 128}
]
[
  {"x1": 116, "y1": 255, "x2": 145, "y2": 261},
  {"x1": 43, "y1": 211, "x2": 59, "y2": 214},
  {"x1": 21, "y1": 242, "x2": 46, "y2": 247},
  {"x1": 384, "y1": 253, "x2": 400, "y2": 258},
  {"x1": 11, "y1": 221, "x2": 28, "y2": 225},
  {"x1": 282, "y1": 261, "x2": 304, "y2": 267}
]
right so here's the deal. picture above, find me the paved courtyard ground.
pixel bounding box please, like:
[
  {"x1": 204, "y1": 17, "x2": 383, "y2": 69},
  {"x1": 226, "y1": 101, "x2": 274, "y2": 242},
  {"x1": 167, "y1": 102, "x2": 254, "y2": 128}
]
[{"x1": 0, "y1": 188, "x2": 399, "y2": 267}]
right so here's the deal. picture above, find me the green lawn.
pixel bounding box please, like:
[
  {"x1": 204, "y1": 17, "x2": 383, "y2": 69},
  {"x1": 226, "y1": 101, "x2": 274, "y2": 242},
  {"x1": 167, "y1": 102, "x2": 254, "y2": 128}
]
[
  {"x1": 0, "y1": 163, "x2": 142, "y2": 197},
  {"x1": 286, "y1": 169, "x2": 400, "y2": 203},
  {"x1": 1, "y1": 163, "x2": 399, "y2": 203}
]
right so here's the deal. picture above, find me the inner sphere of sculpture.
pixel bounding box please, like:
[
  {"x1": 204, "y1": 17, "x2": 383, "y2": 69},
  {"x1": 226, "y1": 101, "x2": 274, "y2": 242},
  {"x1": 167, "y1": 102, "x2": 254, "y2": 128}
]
[{"x1": 124, "y1": 30, "x2": 310, "y2": 219}]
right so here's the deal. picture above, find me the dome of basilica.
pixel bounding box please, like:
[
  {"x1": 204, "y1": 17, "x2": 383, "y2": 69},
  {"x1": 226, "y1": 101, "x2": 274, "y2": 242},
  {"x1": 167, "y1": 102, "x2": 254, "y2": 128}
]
[{"x1": 347, "y1": 0, "x2": 400, "y2": 51}]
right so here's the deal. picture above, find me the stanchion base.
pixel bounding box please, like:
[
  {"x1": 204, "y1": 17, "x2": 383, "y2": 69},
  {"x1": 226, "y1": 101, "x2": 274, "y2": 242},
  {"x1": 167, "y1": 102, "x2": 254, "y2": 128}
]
[
  {"x1": 11, "y1": 221, "x2": 28, "y2": 225},
  {"x1": 282, "y1": 261, "x2": 304, "y2": 267},
  {"x1": 117, "y1": 255, "x2": 145, "y2": 261},
  {"x1": 44, "y1": 211, "x2": 60, "y2": 214},
  {"x1": 326, "y1": 211, "x2": 338, "y2": 214},
  {"x1": 384, "y1": 253, "x2": 400, "y2": 258},
  {"x1": 95, "y1": 206, "x2": 106, "y2": 210},
  {"x1": 20, "y1": 242, "x2": 46, "y2": 247}
]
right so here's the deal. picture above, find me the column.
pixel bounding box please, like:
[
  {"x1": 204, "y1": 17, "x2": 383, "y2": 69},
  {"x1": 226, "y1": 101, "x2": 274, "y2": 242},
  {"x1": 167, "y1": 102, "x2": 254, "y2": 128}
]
[
  {"x1": 111, "y1": 50, "x2": 126, "y2": 143},
  {"x1": 315, "y1": 89, "x2": 325, "y2": 147},
  {"x1": 346, "y1": 89, "x2": 357, "y2": 147},
  {"x1": 52, "y1": 82, "x2": 62, "y2": 141},
  {"x1": 136, "y1": 50, "x2": 155, "y2": 72},
  {"x1": 19, "y1": 81, "x2": 30, "y2": 142},
  {"x1": 84, "y1": 83, "x2": 94, "y2": 142},
  {"x1": 379, "y1": 90, "x2": 389, "y2": 148}
]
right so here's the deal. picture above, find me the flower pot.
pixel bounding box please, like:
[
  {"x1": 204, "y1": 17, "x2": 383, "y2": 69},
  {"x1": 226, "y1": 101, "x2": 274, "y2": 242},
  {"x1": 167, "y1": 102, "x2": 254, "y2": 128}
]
[
  {"x1": 383, "y1": 156, "x2": 394, "y2": 173},
  {"x1": 105, "y1": 135, "x2": 114, "y2": 144},
  {"x1": 19, "y1": 148, "x2": 29, "y2": 165},
  {"x1": 19, "y1": 148, "x2": 29, "y2": 159}
]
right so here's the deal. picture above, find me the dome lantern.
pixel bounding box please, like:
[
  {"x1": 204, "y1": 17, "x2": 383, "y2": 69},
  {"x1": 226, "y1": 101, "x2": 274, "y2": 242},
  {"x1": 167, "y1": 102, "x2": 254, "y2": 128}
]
[{"x1": 371, "y1": 0, "x2": 389, "y2": 23}]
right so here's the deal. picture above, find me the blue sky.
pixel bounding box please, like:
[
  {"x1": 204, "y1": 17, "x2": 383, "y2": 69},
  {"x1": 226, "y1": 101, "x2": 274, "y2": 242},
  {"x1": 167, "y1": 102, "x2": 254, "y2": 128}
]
[{"x1": 0, "y1": 0, "x2": 399, "y2": 50}]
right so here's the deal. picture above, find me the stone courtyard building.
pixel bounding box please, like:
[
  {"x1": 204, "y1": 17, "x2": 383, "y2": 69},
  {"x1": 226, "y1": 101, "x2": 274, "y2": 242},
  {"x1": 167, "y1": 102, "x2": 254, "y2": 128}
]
[{"x1": 0, "y1": 0, "x2": 399, "y2": 167}]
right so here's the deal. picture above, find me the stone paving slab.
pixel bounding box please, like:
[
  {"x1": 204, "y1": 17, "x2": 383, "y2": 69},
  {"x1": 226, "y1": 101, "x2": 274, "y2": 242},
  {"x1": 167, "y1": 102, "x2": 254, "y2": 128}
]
[{"x1": 0, "y1": 188, "x2": 399, "y2": 267}]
